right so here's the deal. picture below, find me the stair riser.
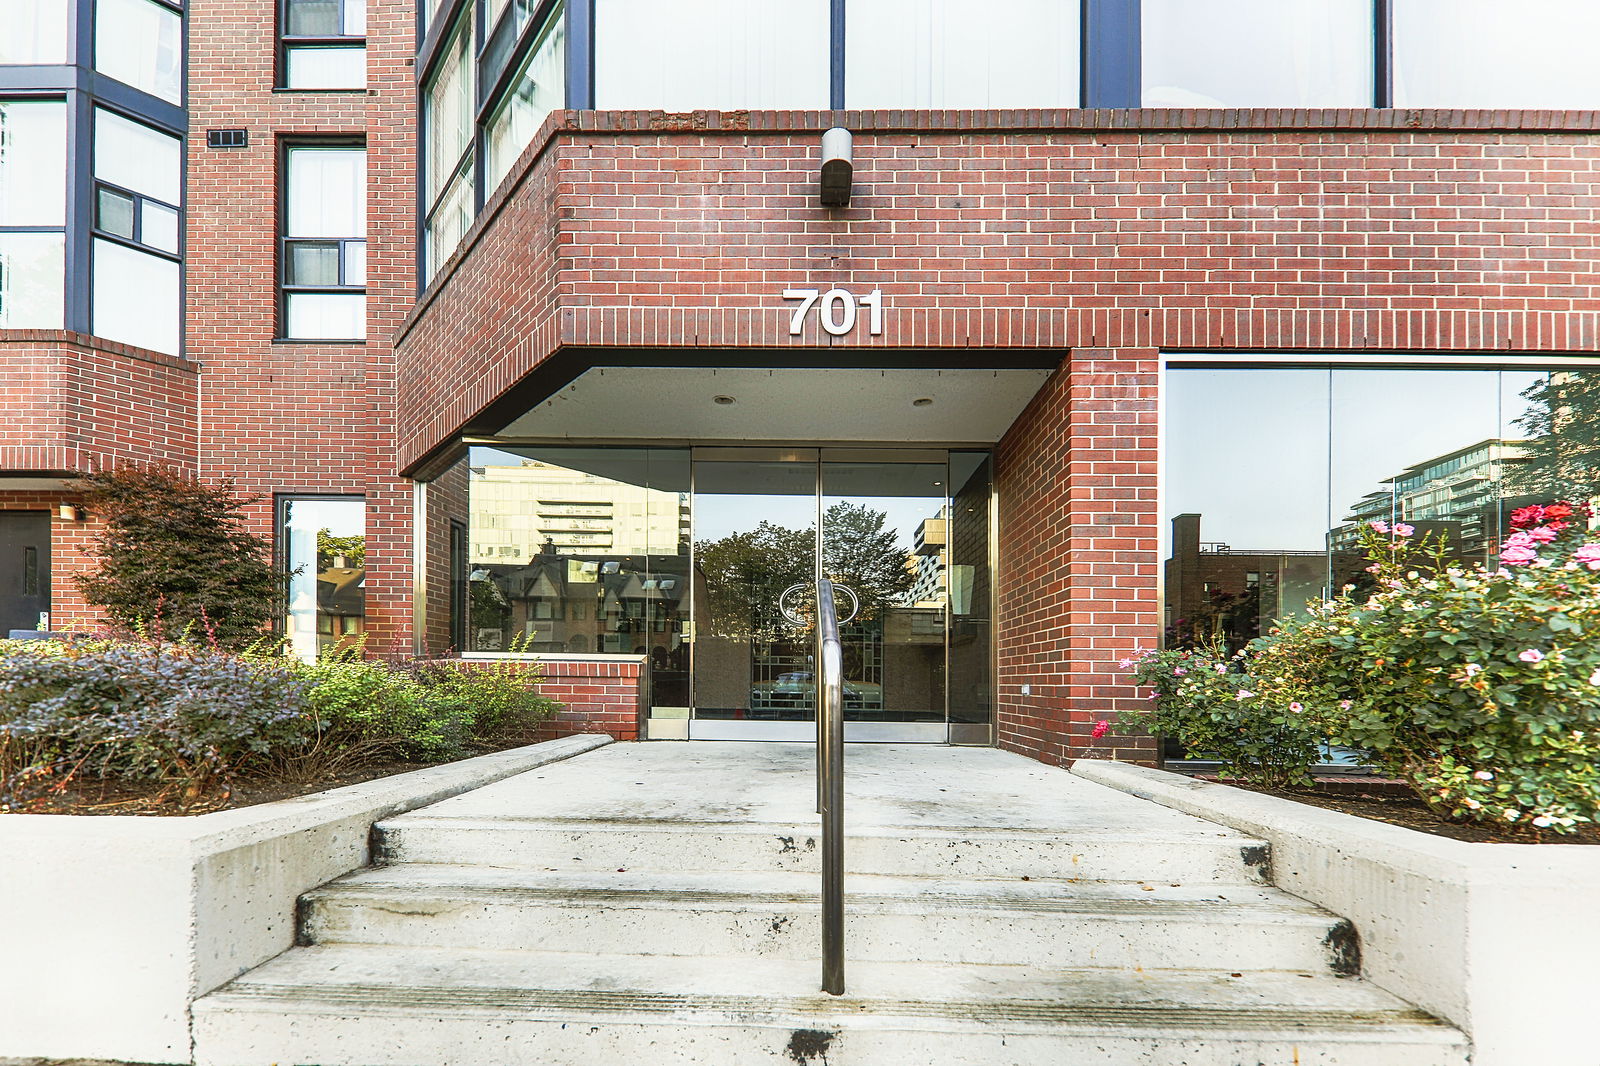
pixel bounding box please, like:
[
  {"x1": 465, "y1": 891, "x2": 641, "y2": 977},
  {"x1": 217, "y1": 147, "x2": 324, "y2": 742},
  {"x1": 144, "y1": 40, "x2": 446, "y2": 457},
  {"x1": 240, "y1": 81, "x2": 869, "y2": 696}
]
[
  {"x1": 302, "y1": 896, "x2": 1344, "y2": 973},
  {"x1": 376, "y1": 826, "x2": 1269, "y2": 885},
  {"x1": 193, "y1": 1011, "x2": 1465, "y2": 1066}
]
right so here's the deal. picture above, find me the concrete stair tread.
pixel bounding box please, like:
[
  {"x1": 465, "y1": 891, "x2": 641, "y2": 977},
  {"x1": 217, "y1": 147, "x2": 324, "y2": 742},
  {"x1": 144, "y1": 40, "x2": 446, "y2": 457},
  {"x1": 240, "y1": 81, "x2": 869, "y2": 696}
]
[
  {"x1": 196, "y1": 942, "x2": 1462, "y2": 1043},
  {"x1": 378, "y1": 812, "x2": 1259, "y2": 846},
  {"x1": 313, "y1": 863, "x2": 1328, "y2": 920}
]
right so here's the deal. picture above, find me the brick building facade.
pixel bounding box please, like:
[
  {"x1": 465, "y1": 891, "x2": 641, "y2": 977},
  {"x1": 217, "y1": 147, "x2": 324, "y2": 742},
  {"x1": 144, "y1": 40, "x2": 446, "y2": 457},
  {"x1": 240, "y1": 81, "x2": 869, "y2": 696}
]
[{"x1": 4, "y1": 0, "x2": 1599, "y2": 766}]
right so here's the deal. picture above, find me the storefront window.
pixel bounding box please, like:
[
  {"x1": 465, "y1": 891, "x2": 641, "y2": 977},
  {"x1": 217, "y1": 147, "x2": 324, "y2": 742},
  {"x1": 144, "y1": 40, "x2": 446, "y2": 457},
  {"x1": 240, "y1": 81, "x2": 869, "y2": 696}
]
[
  {"x1": 1164, "y1": 362, "x2": 1600, "y2": 652},
  {"x1": 595, "y1": 0, "x2": 829, "y2": 111},
  {"x1": 848, "y1": 0, "x2": 1079, "y2": 109},
  {"x1": 1142, "y1": 0, "x2": 1372, "y2": 108}
]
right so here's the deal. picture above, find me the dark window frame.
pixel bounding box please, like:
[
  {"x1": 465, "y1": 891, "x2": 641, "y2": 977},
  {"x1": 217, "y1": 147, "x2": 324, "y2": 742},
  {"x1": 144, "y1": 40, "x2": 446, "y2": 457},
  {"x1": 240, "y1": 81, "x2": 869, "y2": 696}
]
[
  {"x1": 277, "y1": 137, "x2": 368, "y2": 343},
  {"x1": 91, "y1": 178, "x2": 181, "y2": 260},
  {"x1": 278, "y1": 0, "x2": 367, "y2": 90}
]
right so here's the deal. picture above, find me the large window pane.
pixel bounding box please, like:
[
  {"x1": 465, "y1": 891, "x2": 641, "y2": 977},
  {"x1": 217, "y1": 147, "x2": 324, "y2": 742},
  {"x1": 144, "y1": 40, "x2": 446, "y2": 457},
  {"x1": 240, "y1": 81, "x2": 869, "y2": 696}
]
[
  {"x1": 424, "y1": 13, "x2": 473, "y2": 204},
  {"x1": 286, "y1": 292, "x2": 365, "y2": 339},
  {"x1": 464, "y1": 446, "x2": 691, "y2": 710},
  {"x1": 96, "y1": 0, "x2": 183, "y2": 105},
  {"x1": 282, "y1": 497, "x2": 365, "y2": 662},
  {"x1": 91, "y1": 238, "x2": 180, "y2": 354},
  {"x1": 0, "y1": 232, "x2": 65, "y2": 329},
  {"x1": 286, "y1": 45, "x2": 367, "y2": 89},
  {"x1": 425, "y1": 162, "x2": 473, "y2": 280},
  {"x1": 1164, "y1": 368, "x2": 1331, "y2": 650},
  {"x1": 287, "y1": 148, "x2": 366, "y2": 238},
  {"x1": 94, "y1": 109, "x2": 182, "y2": 206},
  {"x1": 595, "y1": 0, "x2": 829, "y2": 110},
  {"x1": 1142, "y1": 0, "x2": 1373, "y2": 107},
  {"x1": 0, "y1": 0, "x2": 69, "y2": 64},
  {"x1": 0, "y1": 100, "x2": 67, "y2": 226},
  {"x1": 1393, "y1": 0, "x2": 1600, "y2": 109},
  {"x1": 486, "y1": 7, "x2": 566, "y2": 193},
  {"x1": 848, "y1": 0, "x2": 1079, "y2": 109}
]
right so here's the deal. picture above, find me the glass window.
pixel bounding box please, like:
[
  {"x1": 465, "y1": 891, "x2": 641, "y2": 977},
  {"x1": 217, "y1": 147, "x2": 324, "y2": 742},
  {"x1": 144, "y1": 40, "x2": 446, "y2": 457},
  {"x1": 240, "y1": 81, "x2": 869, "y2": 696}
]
[
  {"x1": 283, "y1": 146, "x2": 367, "y2": 340},
  {"x1": 94, "y1": 109, "x2": 182, "y2": 206},
  {"x1": 1142, "y1": 0, "x2": 1373, "y2": 107},
  {"x1": 848, "y1": 0, "x2": 1079, "y2": 109},
  {"x1": 283, "y1": 0, "x2": 368, "y2": 89},
  {"x1": 462, "y1": 448, "x2": 691, "y2": 710},
  {"x1": 1393, "y1": 0, "x2": 1600, "y2": 109},
  {"x1": 0, "y1": 233, "x2": 65, "y2": 329},
  {"x1": 0, "y1": 100, "x2": 67, "y2": 226},
  {"x1": 595, "y1": 0, "x2": 829, "y2": 111},
  {"x1": 96, "y1": 0, "x2": 183, "y2": 105},
  {"x1": 485, "y1": 6, "x2": 566, "y2": 193},
  {"x1": 91, "y1": 237, "x2": 180, "y2": 354},
  {"x1": 281, "y1": 497, "x2": 366, "y2": 662},
  {"x1": 0, "y1": 0, "x2": 70, "y2": 64},
  {"x1": 423, "y1": 10, "x2": 474, "y2": 279}
]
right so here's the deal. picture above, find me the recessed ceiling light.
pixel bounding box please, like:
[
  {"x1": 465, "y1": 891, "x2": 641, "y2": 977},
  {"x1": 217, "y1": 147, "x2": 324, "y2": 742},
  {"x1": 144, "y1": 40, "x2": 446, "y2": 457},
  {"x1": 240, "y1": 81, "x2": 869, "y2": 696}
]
[
  {"x1": 912, "y1": 397, "x2": 934, "y2": 407},
  {"x1": 713, "y1": 395, "x2": 736, "y2": 405}
]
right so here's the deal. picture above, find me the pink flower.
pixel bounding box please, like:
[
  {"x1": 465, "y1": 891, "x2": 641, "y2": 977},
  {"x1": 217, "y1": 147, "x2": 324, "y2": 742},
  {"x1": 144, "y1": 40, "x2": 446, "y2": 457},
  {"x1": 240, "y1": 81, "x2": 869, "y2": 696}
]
[
  {"x1": 1526, "y1": 526, "x2": 1559, "y2": 545},
  {"x1": 1500, "y1": 545, "x2": 1540, "y2": 566},
  {"x1": 1392, "y1": 523, "x2": 1415, "y2": 537},
  {"x1": 1091, "y1": 720, "x2": 1111, "y2": 740},
  {"x1": 1573, "y1": 544, "x2": 1600, "y2": 570},
  {"x1": 1173, "y1": 667, "x2": 1188, "y2": 676},
  {"x1": 1288, "y1": 702, "x2": 1303, "y2": 714},
  {"x1": 1519, "y1": 649, "x2": 1545, "y2": 663},
  {"x1": 1369, "y1": 520, "x2": 1389, "y2": 533},
  {"x1": 1505, "y1": 531, "x2": 1536, "y2": 549},
  {"x1": 1118, "y1": 658, "x2": 1134, "y2": 669},
  {"x1": 1474, "y1": 770, "x2": 1494, "y2": 781},
  {"x1": 1339, "y1": 700, "x2": 1353, "y2": 710}
]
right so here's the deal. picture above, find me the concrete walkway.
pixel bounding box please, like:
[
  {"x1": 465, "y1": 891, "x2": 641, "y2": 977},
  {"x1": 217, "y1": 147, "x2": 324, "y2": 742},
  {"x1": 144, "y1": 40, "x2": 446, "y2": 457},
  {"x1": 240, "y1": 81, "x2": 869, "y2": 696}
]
[{"x1": 410, "y1": 740, "x2": 1252, "y2": 837}]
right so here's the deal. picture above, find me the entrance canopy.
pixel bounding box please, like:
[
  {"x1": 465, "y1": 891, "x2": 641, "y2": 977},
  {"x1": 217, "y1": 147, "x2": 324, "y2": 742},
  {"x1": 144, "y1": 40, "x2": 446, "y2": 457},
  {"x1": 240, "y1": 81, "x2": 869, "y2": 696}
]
[{"x1": 493, "y1": 366, "x2": 1054, "y2": 445}]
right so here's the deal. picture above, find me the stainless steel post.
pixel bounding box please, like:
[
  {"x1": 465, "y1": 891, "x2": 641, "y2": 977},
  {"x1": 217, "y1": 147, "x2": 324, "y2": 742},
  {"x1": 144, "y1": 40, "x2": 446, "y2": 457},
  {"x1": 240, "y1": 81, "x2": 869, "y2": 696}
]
[{"x1": 816, "y1": 578, "x2": 845, "y2": 995}]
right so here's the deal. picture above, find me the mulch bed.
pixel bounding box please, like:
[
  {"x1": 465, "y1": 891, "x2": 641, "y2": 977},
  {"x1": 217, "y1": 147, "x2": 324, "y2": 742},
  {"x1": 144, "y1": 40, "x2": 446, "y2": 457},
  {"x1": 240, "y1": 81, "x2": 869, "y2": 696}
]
[{"x1": 1216, "y1": 780, "x2": 1600, "y2": 845}]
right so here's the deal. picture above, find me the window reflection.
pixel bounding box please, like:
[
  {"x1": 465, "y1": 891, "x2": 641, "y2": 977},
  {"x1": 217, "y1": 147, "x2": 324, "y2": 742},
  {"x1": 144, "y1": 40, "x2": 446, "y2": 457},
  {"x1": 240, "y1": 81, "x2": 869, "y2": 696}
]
[
  {"x1": 96, "y1": 0, "x2": 183, "y2": 105},
  {"x1": 282, "y1": 497, "x2": 366, "y2": 662},
  {"x1": 465, "y1": 447, "x2": 692, "y2": 710},
  {"x1": 1394, "y1": 0, "x2": 1600, "y2": 109},
  {"x1": 1165, "y1": 364, "x2": 1600, "y2": 653}
]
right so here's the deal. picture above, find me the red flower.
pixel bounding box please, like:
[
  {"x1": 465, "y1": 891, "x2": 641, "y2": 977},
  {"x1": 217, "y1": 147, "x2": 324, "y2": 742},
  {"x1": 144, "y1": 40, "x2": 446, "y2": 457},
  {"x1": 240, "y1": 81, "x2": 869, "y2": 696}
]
[
  {"x1": 1091, "y1": 720, "x2": 1111, "y2": 740},
  {"x1": 1544, "y1": 503, "x2": 1575, "y2": 521},
  {"x1": 1510, "y1": 505, "x2": 1546, "y2": 530}
]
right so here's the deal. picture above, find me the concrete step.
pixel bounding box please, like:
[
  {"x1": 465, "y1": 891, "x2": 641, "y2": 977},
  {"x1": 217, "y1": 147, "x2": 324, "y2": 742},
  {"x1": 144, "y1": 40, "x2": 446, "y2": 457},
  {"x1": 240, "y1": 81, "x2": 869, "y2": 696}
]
[
  {"x1": 301, "y1": 865, "x2": 1354, "y2": 974},
  {"x1": 192, "y1": 944, "x2": 1468, "y2": 1066},
  {"x1": 374, "y1": 815, "x2": 1271, "y2": 885}
]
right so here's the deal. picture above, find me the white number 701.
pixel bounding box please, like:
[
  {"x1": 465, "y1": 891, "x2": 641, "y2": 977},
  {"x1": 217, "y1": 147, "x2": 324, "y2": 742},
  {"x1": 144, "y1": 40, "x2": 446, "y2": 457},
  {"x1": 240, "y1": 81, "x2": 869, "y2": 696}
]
[{"x1": 783, "y1": 288, "x2": 884, "y2": 337}]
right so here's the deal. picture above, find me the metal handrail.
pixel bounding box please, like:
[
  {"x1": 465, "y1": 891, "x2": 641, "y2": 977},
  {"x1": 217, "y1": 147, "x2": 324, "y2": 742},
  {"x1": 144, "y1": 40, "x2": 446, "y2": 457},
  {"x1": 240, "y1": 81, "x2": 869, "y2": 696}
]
[{"x1": 815, "y1": 577, "x2": 846, "y2": 995}]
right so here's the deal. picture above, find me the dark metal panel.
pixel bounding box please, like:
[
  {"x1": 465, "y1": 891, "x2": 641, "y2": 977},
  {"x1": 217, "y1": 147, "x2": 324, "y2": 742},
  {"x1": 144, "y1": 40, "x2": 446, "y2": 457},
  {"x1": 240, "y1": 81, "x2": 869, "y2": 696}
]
[
  {"x1": 0, "y1": 66, "x2": 80, "y2": 91},
  {"x1": 1082, "y1": 0, "x2": 1140, "y2": 108},
  {"x1": 1374, "y1": 0, "x2": 1393, "y2": 108},
  {"x1": 566, "y1": 0, "x2": 595, "y2": 109},
  {"x1": 66, "y1": 89, "x2": 94, "y2": 334},
  {"x1": 829, "y1": 0, "x2": 845, "y2": 110},
  {"x1": 85, "y1": 73, "x2": 187, "y2": 132}
]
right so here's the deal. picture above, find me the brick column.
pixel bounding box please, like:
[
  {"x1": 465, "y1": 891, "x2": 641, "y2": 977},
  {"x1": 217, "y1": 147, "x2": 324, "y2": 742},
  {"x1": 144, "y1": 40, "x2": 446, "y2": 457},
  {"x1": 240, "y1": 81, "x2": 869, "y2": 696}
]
[{"x1": 996, "y1": 348, "x2": 1160, "y2": 766}]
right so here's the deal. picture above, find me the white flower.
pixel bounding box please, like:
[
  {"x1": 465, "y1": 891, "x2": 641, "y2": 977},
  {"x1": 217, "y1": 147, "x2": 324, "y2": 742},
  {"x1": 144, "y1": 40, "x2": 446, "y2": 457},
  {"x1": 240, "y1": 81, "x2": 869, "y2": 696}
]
[
  {"x1": 1503, "y1": 808, "x2": 1521, "y2": 822},
  {"x1": 1235, "y1": 690, "x2": 1255, "y2": 701},
  {"x1": 1473, "y1": 770, "x2": 1494, "y2": 781},
  {"x1": 1533, "y1": 816, "x2": 1553, "y2": 828},
  {"x1": 1589, "y1": 668, "x2": 1600, "y2": 686}
]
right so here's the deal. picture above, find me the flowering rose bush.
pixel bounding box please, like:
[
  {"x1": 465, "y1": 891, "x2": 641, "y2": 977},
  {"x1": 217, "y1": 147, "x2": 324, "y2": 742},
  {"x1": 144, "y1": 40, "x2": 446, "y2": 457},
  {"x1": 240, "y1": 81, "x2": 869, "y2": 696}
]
[
  {"x1": 1247, "y1": 513, "x2": 1600, "y2": 834},
  {"x1": 1122, "y1": 644, "x2": 1326, "y2": 789}
]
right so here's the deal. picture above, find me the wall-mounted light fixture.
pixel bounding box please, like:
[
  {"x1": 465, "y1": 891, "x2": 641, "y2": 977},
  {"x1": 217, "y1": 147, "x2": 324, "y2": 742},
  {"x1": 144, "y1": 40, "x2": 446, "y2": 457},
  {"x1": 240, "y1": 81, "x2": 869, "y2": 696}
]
[
  {"x1": 57, "y1": 504, "x2": 82, "y2": 521},
  {"x1": 820, "y1": 127, "x2": 853, "y2": 208}
]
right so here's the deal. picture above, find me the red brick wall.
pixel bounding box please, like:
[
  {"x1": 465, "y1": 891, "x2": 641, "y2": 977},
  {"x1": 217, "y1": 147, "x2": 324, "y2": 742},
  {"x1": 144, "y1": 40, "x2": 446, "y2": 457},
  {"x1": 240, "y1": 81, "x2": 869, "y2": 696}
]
[
  {"x1": 186, "y1": 0, "x2": 417, "y2": 651},
  {"x1": 460, "y1": 656, "x2": 645, "y2": 742},
  {"x1": 994, "y1": 350, "x2": 1160, "y2": 767},
  {"x1": 0, "y1": 332, "x2": 198, "y2": 475},
  {"x1": 395, "y1": 110, "x2": 1600, "y2": 473}
]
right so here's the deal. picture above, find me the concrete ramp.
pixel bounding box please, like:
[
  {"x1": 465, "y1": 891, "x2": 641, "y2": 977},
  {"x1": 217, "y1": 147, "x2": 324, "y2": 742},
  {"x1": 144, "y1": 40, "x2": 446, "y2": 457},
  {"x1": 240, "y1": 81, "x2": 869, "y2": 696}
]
[{"x1": 193, "y1": 743, "x2": 1467, "y2": 1065}]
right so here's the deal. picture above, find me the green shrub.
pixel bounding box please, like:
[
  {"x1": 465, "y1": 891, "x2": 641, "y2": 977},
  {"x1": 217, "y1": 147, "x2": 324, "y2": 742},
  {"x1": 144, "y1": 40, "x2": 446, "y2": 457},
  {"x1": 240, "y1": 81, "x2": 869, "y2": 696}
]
[
  {"x1": 1139, "y1": 511, "x2": 1600, "y2": 835},
  {"x1": 0, "y1": 638, "x2": 309, "y2": 810},
  {"x1": 1122, "y1": 644, "x2": 1325, "y2": 789}
]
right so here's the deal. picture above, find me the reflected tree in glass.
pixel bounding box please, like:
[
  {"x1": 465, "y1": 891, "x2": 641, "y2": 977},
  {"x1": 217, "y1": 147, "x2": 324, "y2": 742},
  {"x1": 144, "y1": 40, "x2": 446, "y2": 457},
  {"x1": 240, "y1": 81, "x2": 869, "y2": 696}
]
[{"x1": 1511, "y1": 371, "x2": 1600, "y2": 504}]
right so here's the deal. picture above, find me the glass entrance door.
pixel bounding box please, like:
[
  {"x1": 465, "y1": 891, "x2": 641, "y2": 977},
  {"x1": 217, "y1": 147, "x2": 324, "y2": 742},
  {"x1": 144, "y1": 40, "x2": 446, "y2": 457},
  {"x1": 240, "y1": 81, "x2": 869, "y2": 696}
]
[{"x1": 688, "y1": 449, "x2": 955, "y2": 742}]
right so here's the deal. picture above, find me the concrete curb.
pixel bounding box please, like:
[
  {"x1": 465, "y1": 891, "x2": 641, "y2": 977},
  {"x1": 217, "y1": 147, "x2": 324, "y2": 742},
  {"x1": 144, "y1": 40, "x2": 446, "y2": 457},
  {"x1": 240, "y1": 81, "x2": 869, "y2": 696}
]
[
  {"x1": 1071, "y1": 758, "x2": 1600, "y2": 1066},
  {"x1": 0, "y1": 733, "x2": 613, "y2": 1064}
]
